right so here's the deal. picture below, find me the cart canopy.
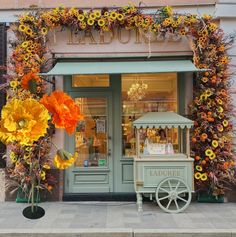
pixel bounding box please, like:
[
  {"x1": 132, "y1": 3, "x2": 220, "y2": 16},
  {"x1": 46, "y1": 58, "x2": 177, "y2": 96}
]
[{"x1": 133, "y1": 112, "x2": 194, "y2": 129}]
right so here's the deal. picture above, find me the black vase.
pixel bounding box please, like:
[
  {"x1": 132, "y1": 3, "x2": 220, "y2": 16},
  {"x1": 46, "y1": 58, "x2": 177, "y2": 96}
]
[{"x1": 22, "y1": 206, "x2": 45, "y2": 219}]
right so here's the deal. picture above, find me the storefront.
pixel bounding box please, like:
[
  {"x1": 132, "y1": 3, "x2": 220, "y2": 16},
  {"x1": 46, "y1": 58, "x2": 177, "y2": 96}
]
[
  {"x1": 41, "y1": 28, "x2": 199, "y2": 199},
  {"x1": 1, "y1": 1, "x2": 235, "y2": 202}
]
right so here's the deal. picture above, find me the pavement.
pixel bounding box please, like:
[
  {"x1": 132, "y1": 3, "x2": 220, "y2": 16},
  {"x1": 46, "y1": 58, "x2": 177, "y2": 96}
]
[{"x1": 0, "y1": 201, "x2": 236, "y2": 237}]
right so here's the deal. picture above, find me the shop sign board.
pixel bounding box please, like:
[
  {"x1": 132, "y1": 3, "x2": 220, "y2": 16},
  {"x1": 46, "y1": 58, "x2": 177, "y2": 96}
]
[{"x1": 48, "y1": 27, "x2": 192, "y2": 57}]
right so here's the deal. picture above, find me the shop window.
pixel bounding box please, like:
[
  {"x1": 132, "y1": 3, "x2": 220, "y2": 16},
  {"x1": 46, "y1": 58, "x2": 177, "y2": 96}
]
[
  {"x1": 74, "y1": 97, "x2": 108, "y2": 168},
  {"x1": 122, "y1": 73, "x2": 178, "y2": 157},
  {"x1": 72, "y1": 74, "x2": 109, "y2": 87}
]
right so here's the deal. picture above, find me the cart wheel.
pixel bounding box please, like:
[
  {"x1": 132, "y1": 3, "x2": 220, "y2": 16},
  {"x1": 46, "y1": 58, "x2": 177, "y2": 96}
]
[{"x1": 155, "y1": 177, "x2": 191, "y2": 213}]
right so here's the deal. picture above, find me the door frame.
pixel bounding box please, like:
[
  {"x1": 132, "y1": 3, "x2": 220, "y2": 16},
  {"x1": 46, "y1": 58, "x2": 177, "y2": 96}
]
[{"x1": 64, "y1": 90, "x2": 114, "y2": 193}]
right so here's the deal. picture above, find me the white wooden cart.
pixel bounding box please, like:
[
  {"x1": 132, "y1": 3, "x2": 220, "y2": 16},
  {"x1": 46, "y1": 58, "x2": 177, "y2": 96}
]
[{"x1": 133, "y1": 112, "x2": 194, "y2": 213}]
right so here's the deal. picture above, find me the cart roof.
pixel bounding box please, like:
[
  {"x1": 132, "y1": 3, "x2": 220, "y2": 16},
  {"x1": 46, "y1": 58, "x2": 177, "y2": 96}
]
[{"x1": 133, "y1": 112, "x2": 194, "y2": 129}]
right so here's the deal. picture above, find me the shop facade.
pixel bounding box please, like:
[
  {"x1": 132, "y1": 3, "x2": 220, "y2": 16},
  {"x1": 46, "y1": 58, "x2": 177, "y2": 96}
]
[
  {"x1": 0, "y1": 0, "x2": 236, "y2": 201},
  {"x1": 42, "y1": 25, "x2": 196, "y2": 199}
]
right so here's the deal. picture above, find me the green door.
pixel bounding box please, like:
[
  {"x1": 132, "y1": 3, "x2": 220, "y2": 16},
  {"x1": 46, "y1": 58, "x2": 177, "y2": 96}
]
[{"x1": 64, "y1": 91, "x2": 113, "y2": 193}]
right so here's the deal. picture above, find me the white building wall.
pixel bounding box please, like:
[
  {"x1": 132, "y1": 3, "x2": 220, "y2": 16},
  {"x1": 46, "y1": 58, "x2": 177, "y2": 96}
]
[{"x1": 216, "y1": 2, "x2": 236, "y2": 144}]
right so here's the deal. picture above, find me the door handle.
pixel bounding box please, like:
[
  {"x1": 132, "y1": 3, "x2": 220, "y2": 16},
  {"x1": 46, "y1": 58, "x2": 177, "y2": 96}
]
[{"x1": 108, "y1": 149, "x2": 112, "y2": 156}]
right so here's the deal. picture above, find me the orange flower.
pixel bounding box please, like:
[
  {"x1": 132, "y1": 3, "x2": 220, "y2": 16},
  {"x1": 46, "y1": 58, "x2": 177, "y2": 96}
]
[
  {"x1": 21, "y1": 72, "x2": 41, "y2": 90},
  {"x1": 40, "y1": 91, "x2": 83, "y2": 134},
  {"x1": 200, "y1": 133, "x2": 208, "y2": 141},
  {"x1": 192, "y1": 137, "x2": 197, "y2": 143}
]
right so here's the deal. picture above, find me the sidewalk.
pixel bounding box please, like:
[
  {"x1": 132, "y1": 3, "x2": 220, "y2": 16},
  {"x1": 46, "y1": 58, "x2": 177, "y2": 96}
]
[{"x1": 0, "y1": 201, "x2": 236, "y2": 236}]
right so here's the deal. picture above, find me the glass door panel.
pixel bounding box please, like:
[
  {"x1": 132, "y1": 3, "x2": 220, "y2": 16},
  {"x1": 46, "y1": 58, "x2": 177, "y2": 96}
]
[{"x1": 74, "y1": 97, "x2": 108, "y2": 168}]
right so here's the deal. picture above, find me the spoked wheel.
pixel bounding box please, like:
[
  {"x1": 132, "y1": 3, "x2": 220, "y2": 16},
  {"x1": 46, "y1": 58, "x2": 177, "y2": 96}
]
[{"x1": 155, "y1": 177, "x2": 191, "y2": 213}]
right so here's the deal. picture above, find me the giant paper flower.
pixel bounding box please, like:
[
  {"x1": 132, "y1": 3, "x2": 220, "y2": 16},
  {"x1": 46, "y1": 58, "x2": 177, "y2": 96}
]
[
  {"x1": 21, "y1": 72, "x2": 41, "y2": 91},
  {"x1": 0, "y1": 98, "x2": 50, "y2": 145},
  {"x1": 40, "y1": 90, "x2": 82, "y2": 134}
]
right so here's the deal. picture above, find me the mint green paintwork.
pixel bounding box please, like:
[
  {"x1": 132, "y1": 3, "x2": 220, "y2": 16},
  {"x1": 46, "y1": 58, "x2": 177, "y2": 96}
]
[
  {"x1": 64, "y1": 72, "x2": 188, "y2": 194},
  {"x1": 42, "y1": 60, "x2": 201, "y2": 76},
  {"x1": 133, "y1": 112, "x2": 193, "y2": 129}
]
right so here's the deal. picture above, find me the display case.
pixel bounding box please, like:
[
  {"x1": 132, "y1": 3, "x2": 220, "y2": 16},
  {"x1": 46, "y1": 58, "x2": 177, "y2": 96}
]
[{"x1": 133, "y1": 112, "x2": 194, "y2": 213}]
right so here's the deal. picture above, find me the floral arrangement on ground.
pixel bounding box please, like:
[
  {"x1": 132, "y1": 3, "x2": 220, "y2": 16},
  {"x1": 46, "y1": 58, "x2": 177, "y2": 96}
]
[{"x1": 0, "y1": 4, "x2": 235, "y2": 211}]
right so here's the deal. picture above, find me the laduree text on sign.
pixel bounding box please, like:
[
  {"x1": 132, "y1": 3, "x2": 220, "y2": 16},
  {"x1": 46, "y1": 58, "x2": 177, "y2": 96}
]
[
  {"x1": 66, "y1": 28, "x2": 182, "y2": 45},
  {"x1": 149, "y1": 169, "x2": 181, "y2": 177},
  {"x1": 47, "y1": 27, "x2": 190, "y2": 56}
]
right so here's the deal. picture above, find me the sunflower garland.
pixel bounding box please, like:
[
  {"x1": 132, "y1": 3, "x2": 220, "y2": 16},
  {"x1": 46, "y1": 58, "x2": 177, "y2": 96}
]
[{"x1": 2, "y1": 4, "x2": 235, "y2": 198}]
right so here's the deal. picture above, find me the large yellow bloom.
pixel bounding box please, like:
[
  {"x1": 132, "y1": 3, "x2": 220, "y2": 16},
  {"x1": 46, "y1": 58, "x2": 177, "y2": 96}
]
[{"x1": 0, "y1": 98, "x2": 50, "y2": 145}]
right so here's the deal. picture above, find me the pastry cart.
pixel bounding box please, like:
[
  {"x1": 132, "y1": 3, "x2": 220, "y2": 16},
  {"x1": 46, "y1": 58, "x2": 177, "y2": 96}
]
[{"x1": 133, "y1": 112, "x2": 194, "y2": 213}]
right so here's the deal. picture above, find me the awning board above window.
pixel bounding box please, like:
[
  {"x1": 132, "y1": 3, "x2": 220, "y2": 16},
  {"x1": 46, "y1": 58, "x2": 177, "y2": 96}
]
[{"x1": 40, "y1": 60, "x2": 205, "y2": 76}]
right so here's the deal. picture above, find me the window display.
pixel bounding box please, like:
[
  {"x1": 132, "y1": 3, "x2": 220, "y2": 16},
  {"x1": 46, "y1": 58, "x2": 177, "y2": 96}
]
[
  {"x1": 122, "y1": 73, "x2": 177, "y2": 157},
  {"x1": 74, "y1": 97, "x2": 108, "y2": 167},
  {"x1": 141, "y1": 128, "x2": 176, "y2": 155}
]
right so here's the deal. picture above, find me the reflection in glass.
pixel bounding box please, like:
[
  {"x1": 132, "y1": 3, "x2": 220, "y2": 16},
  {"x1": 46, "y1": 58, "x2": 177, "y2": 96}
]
[{"x1": 74, "y1": 98, "x2": 108, "y2": 167}]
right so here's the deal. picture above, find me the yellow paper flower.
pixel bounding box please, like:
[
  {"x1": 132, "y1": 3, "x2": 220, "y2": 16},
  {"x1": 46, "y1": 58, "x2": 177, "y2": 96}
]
[
  {"x1": 212, "y1": 140, "x2": 218, "y2": 148},
  {"x1": 216, "y1": 98, "x2": 223, "y2": 105},
  {"x1": 217, "y1": 106, "x2": 224, "y2": 113},
  {"x1": 21, "y1": 41, "x2": 29, "y2": 48},
  {"x1": 200, "y1": 173, "x2": 208, "y2": 181},
  {"x1": 195, "y1": 172, "x2": 202, "y2": 180},
  {"x1": 205, "y1": 149, "x2": 213, "y2": 156},
  {"x1": 205, "y1": 89, "x2": 212, "y2": 97},
  {"x1": 209, "y1": 152, "x2": 216, "y2": 160},
  {"x1": 98, "y1": 18, "x2": 105, "y2": 27},
  {"x1": 110, "y1": 11, "x2": 118, "y2": 20},
  {"x1": 89, "y1": 12, "x2": 96, "y2": 20},
  {"x1": 94, "y1": 10, "x2": 101, "y2": 18},
  {"x1": 87, "y1": 18, "x2": 94, "y2": 26},
  {"x1": 217, "y1": 124, "x2": 224, "y2": 132},
  {"x1": 223, "y1": 120, "x2": 228, "y2": 127},
  {"x1": 10, "y1": 151, "x2": 17, "y2": 163},
  {"x1": 54, "y1": 149, "x2": 76, "y2": 169},
  {"x1": 25, "y1": 27, "x2": 33, "y2": 36},
  {"x1": 117, "y1": 13, "x2": 124, "y2": 21},
  {"x1": 0, "y1": 99, "x2": 50, "y2": 145},
  {"x1": 41, "y1": 27, "x2": 48, "y2": 35},
  {"x1": 196, "y1": 165, "x2": 203, "y2": 171},
  {"x1": 104, "y1": 11, "x2": 109, "y2": 17},
  {"x1": 10, "y1": 80, "x2": 19, "y2": 88},
  {"x1": 77, "y1": 14, "x2": 85, "y2": 21},
  {"x1": 19, "y1": 24, "x2": 26, "y2": 32},
  {"x1": 208, "y1": 23, "x2": 217, "y2": 32}
]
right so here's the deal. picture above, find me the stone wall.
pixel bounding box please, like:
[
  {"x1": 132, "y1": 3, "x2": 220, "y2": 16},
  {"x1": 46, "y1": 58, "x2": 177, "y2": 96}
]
[{"x1": 0, "y1": 169, "x2": 5, "y2": 202}]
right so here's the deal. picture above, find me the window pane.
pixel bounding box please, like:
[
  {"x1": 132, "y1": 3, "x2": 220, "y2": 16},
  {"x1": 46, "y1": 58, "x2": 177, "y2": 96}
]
[
  {"x1": 72, "y1": 74, "x2": 109, "y2": 87},
  {"x1": 122, "y1": 73, "x2": 178, "y2": 157},
  {"x1": 74, "y1": 97, "x2": 108, "y2": 167}
]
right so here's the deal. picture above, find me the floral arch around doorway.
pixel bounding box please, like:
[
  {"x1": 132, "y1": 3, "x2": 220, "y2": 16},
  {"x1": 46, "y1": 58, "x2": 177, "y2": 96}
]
[{"x1": 1, "y1": 5, "x2": 235, "y2": 198}]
